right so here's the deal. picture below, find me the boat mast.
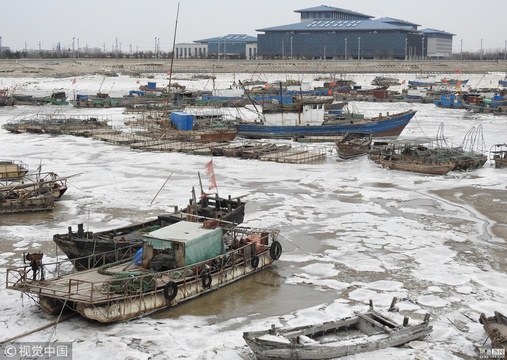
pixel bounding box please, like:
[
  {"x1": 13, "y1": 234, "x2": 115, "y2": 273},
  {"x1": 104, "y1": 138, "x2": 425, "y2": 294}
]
[
  {"x1": 167, "y1": 2, "x2": 180, "y2": 103},
  {"x1": 162, "y1": 2, "x2": 180, "y2": 135}
]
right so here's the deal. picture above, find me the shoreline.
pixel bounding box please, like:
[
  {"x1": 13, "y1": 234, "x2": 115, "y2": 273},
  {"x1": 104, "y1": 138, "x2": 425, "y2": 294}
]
[{"x1": 1, "y1": 58, "x2": 506, "y2": 78}]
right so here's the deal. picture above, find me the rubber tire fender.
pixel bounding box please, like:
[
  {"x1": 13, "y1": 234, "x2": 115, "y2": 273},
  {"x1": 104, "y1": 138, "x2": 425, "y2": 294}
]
[
  {"x1": 251, "y1": 255, "x2": 260, "y2": 269},
  {"x1": 269, "y1": 241, "x2": 282, "y2": 260},
  {"x1": 201, "y1": 273, "x2": 212, "y2": 288},
  {"x1": 163, "y1": 281, "x2": 178, "y2": 301}
]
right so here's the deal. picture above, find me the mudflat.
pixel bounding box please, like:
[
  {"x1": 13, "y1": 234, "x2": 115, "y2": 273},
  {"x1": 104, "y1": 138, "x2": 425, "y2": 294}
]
[{"x1": 0, "y1": 58, "x2": 506, "y2": 78}]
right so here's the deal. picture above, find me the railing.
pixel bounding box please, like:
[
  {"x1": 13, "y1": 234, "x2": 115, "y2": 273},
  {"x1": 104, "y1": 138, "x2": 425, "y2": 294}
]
[{"x1": 6, "y1": 227, "x2": 280, "y2": 307}]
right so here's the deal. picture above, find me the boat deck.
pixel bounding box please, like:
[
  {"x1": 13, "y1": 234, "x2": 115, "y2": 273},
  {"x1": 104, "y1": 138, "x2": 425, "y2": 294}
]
[{"x1": 10, "y1": 262, "x2": 157, "y2": 304}]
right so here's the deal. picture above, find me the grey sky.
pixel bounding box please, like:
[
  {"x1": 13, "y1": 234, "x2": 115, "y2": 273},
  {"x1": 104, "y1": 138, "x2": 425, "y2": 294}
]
[{"x1": 2, "y1": 0, "x2": 506, "y2": 54}]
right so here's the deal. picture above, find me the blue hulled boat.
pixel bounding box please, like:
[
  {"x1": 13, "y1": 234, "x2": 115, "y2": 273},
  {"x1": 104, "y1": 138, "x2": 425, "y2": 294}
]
[{"x1": 235, "y1": 109, "x2": 416, "y2": 139}]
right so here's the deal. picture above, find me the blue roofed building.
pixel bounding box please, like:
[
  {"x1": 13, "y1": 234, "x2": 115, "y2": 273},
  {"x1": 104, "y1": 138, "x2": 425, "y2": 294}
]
[
  {"x1": 256, "y1": 5, "x2": 454, "y2": 60},
  {"x1": 175, "y1": 34, "x2": 257, "y2": 60}
]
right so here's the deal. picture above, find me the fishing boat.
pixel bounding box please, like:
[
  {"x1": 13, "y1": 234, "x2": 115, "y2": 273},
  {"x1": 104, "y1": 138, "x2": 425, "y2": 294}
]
[
  {"x1": 6, "y1": 221, "x2": 282, "y2": 323},
  {"x1": 489, "y1": 144, "x2": 507, "y2": 168},
  {"x1": 441, "y1": 78, "x2": 469, "y2": 86},
  {"x1": 0, "y1": 192, "x2": 55, "y2": 214},
  {"x1": 371, "y1": 76, "x2": 401, "y2": 87},
  {"x1": 335, "y1": 132, "x2": 372, "y2": 159},
  {"x1": 53, "y1": 191, "x2": 246, "y2": 270},
  {"x1": 479, "y1": 312, "x2": 507, "y2": 355},
  {"x1": 0, "y1": 88, "x2": 16, "y2": 106},
  {"x1": 434, "y1": 93, "x2": 466, "y2": 109},
  {"x1": 0, "y1": 160, "x2": 29, "y2": 181},
  {"x1": 377, "y1": 156, "x2": 455, "y2": 175},
  {"x1": 370, "y1": 124, "x2": 487, "y2": 174},
  {"x1": 235, "y1": 108, "x2": 416, "y2": 140},
  {"x1": 242, "y1": 144, "x2": 291, "y2": 160},
  {"x1": 0, "y1": 172, "x2": 70, "y2": 214},
  {"x1": 243, "y1": 298, "x2": 432, "y2": 360}
]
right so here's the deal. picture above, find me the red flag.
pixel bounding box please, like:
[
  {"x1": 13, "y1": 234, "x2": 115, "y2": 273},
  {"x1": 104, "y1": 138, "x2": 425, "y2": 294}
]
[
  {"x1": 167, "y1": 70, "x2": 171, "y2": 75},
  {"x1": 264, "y1": 82, "x2": 271, "y2": 89},
  {"x1": 455, "y1": 69, "x2": 461, "y2": 73},
  {"x1": 327, "y1": 88, "x2": 333, "y2": 95},
  {"x1": 401, "y1": 79, "x2": 406, "y2": 85},
  {"x1": 329, "y1": 80, "x2": 337, "y2": 87},
  {"x1": 456, "y1": 80, "x2": 461, "y2": 87},
  {"x1": 72, "y1": 78, "x2": 76, "y2": 85},
  {"x1": 205, "y1": 160, "x2": 216, "y2": 190}
]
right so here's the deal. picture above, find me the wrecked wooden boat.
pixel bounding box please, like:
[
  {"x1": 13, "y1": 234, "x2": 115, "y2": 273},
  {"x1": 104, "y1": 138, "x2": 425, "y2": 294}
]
[
  {"x1": 243, "y1": 299, "x2": 432, "y2": 360},
  {"x1": 479, "y1": 312, "x2": 507, "y2": 355},
  {"x1": 53, "y1": 191, "x2": 246, "y2": 270},
  {"x1": 335, "y1": 132, "x2": 372, "y2": 159},
  {"x1": 7, "y1": 221, "x2": 282, "y2": 323}
]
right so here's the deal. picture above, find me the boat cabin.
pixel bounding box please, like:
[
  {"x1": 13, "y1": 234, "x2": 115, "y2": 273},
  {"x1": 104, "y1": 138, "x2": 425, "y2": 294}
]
[{"x1": 141, "y1": 220, "x2": 225, "y2": 270}]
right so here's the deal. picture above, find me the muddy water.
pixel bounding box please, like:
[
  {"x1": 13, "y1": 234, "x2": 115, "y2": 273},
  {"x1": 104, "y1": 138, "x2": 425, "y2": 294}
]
[{"x1": 2, "y1": 164, "x2": 506, "y2": 327}]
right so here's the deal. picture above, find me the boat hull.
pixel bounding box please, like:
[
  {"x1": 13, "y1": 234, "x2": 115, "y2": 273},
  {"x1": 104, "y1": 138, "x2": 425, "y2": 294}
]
[
  {"x1": 7, "y1": 226, "x2": 282, "y2": 323},
  {"x1": 77, "y1": 250, "x2": 275, "y2": 323},
  {"x1": 236, "y1": 110, "x2": 416, "y2": 139},
  {"x1": 0, "y1": 193, "x2": 55, "y2": 214},
  {"x1": 243, "y1": 310, "x2": 432, "y2": 360},
  {"x1": 378, "y1": 158, "x2": 455, "y2": 175},
  {"x1": 53, "y1": 195, "x2": 246, "y2": 269}
]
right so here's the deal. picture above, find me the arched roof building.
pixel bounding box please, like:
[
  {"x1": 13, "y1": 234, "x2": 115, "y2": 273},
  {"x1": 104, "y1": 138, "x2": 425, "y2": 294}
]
[{"x1": 256, "y1": 5, "x2": 453, "y2": 60}]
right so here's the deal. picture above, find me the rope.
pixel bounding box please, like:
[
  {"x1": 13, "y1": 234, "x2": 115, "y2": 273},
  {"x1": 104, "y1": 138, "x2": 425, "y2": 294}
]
[
  {"x1": 0, "y1": 301, "x2": 76, "y2": 345},
  {"x1": 278, "y1": 233, "x2": 322, "y2": 257}
]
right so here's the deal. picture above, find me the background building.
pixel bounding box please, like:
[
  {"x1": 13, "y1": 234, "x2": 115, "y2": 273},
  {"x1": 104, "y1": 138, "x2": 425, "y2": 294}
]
[
  {"x1": 175, "y1": 34, "x2": 257, "y2": 59},
  {"x1": 174, "y1": 43, "x2": 207, "y2": 59},
  {"x1": 256, "y1": 5, "x2": 453, "y2": 60}
]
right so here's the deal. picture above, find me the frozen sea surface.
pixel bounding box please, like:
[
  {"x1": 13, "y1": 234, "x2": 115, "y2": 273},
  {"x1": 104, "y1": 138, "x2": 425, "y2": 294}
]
[{"x1": 0, "y1": 72, "x2": 506, "y2": 359}]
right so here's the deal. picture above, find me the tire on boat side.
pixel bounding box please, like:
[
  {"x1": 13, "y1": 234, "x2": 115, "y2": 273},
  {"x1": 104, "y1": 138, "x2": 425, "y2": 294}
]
[
  {"x1": 251, "y1": 255, "x2": 259, "y2": 269},
  {"x1": 201, "y1": 273, "x2": 212, "y2": 288},
  {"x1": 163, "y1": 281, "x2": 178, "y2": 301},
  {"x1": 269, "y1": 241, "x2": 282, "y2": 260}
]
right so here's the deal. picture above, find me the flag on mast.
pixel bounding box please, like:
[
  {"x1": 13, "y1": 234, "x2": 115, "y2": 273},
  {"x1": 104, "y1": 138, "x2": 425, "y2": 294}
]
[{"x1": 205, "y1": 160, "x2": 217, "y2": 190}]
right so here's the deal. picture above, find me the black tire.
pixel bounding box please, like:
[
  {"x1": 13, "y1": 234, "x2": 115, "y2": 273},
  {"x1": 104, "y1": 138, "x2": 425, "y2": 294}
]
[
  {"x1": 251, "y1": 255, "x2": 259, "y2": 269},
  {"x1": 163, "y1": 281, "x2": 178, "y2": 301},
  {"x1": 201, "y1": 273, "x2": 212, "y2": 288},
  {"x1": 270, "y1": 241, "x2": 282, "y2": 260}
]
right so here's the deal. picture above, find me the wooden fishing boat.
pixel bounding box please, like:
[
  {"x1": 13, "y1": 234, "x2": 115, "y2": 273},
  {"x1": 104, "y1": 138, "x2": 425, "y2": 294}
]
[
  {"x1": 490, "y1": 144, "x2": 507, "y2": 168},
  {"x1": 369, "y1": 125, "x2": 487, "y2": 174},
  {"x1": 0, "y1": 160, "x2": 29, "y2": 181},
  {"x1": 6, "y1": 221, "x2": 282, "y2": 323},
  {"x1": 479, "y1": 312, "x2": 507, "y2": 355},
  {"x1": 371, "y1": 76, "x2": 401, "y2": 87},
  {"x1": 0, "y1": 192, "x2": 55, "y2": 214},
  {"x1": 378, "y1": 156, "x2": 455, "y2": 175},
  {"x1": 335, "y1": 132, "x2": 372, "y2": 159},
  {"x1": 222, "y1": 142, "x2": 262, "y2": 158},
  {"x1": 243, "y1": 299, "x2": 432, "y2": 360},
  {"x1": 53, "y1": 191, "x2": 246, "y2": 270},
  {"x1": 243, "y1": 144, "x2": 291, "y2": 160},
  {"x1": 0, "y1": 172, "x2": 70, "y2": 214}
]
